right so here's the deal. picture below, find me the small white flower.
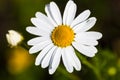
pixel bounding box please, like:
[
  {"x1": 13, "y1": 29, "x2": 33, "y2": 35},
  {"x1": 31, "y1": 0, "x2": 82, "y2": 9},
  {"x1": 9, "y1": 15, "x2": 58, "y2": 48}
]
[
  {"x1": 26, "y1": 0, "x2": 102, "y2": 74},
  {"x1": 6, "y1": 30, "x2": 23, "y2": 47}
]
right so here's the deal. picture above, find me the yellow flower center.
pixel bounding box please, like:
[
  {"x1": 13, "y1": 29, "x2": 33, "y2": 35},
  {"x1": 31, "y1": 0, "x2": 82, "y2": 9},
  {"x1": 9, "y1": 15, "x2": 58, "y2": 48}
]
[{"x1": 51, "y1": 25, "x2": 74, "y2": 47}]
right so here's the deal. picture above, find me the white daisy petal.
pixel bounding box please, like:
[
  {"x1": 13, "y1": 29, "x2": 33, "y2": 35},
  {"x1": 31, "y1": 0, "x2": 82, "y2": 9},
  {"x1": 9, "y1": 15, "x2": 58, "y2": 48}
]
[
  {"x1": 63, "y1": 0, "x2": 74, "y2": 24},
  {"x1": 41, "y1": 46, "x2": 57, "y2": 68},
  {"x1": 76, "y1": 31, "x2": 102, "y2": 40},
  {"x1": 66, "y1": 2, "x2": 76, "y2": 25},
  {"x1": 35, "y1": 43, "x2": 54, "y2": 66},
  {"x1": 51, "y1": 47, "x2": 61, "y2": 68},
  {"x1": 68, "y1": 46, "x2": 81, "y2": 71},
  {"x1": 26, "y1": 26, "x2": 48, "y2": 36},
  {"x1": 49, "y1": 2, "x2": 62, "y2": 25},
  {"x1": 31, "y1": 18, "x2": 52, "y2": 32},
  {"x1": 62, "y1": 48, "x2": 73, "y2": 73},
  {"x1": 72, "y1": 42, "x2": 97, "y2": 57},
  {"x1": 29, "y1": 40, "x2": 52, "y2": 54},
  {"x1": 71, "y1": 10, "x2": 91, "y2": 27},
  {"x1": 35, "y1": 12, "x2": 54, "y2": 29},
  {"x1": 64, "y1": 47, "x2": 74, "y2": 71},
  {"x1": 75, "y1": 34, "x2": 98, "y2": 46},
  {"x1": 27, "y1": 37, "x2": 50, "y2": 45},
  {"x1": 45, "y1": 4, "x2": 57, "y2": 26},
  {"x1": 75, "y1": 38, "x2": 98, "y2": 46},
  {"x1": 73, "y1": 17, "x2": 97, "y2": 33},
  {"x1": 84, "y1": 31, "x2": 102, "y2": 40},
  {"x1": 49, "y1": 47, "x2": 62, "y2": 74}
]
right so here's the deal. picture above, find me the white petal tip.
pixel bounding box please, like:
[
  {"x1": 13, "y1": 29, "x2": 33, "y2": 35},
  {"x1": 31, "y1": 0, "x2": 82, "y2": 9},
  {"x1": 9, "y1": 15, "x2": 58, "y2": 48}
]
[
  {"x1": 91, "y1": 17, "x2": 97, "y2": 22},
  {"x1": 30, "y1": 18, "x2": 35, "y2": 22},
  {"x1": 69, "y1": 0, "x2": 74, "y2": 2},
  {"x1": 75, "y1": 64, "x2": 81, "y2": 71},
  {"x1": 76, "y1": 68, "x2": 81, "y2": 71},
  {"x1": 41, "y1": 64, "x2": 47, "y2": 69},
  {"x1": 85, "y1": 9, "x2": 91, "y2": 14},
  {"x1": 29, "y1": 50, "x2": 34, "y2": 54},
  {"x1": 50, "y1": 1, "x2": 55, "y2": 6},
  {"x1": 49, "y1": 69, "x2": 55, "y2": 75},
  {"x1": 68, "y1": 70, "x2": 73, "y2": 73},
  {"x1": 98, "y1": 33, "x2": 103, "y2": 39},
  {"x1": 26, "y1": 27, "x2": 30, "y2": 32},
  {"x1": 29, "y1": 52, "x2": 34, "y2": 54},
  {"x1": 35, "y1": 62, "x2": 40, "y2": 66},
  {"x1": 88, "y1": 53, "x2": 96, "y2": 57},
  {"x1": 27, "y1": 41, "x2": 30, "y2": 45},
  {"x1": 50, "y1": 1, "x2": 55, "y2": 4},
  {"x1": 67, "y1": 68, "x2": 74, "y2": 73},
  {"x1": 49, "y1": 71, "x2": 54, "y2": 75},
  {"x1": 35, "y1": 12, "x2": 40, "y2": 17},
  {"x1": 29, "y1": 49, "x2": 37, "y2": 54}
]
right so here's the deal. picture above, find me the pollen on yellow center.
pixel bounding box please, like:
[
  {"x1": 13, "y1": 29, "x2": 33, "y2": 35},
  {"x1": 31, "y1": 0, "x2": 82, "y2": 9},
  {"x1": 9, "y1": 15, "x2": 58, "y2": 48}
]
[{"x1": 51, "y1": 25, "x2": 74, "y2": 47}]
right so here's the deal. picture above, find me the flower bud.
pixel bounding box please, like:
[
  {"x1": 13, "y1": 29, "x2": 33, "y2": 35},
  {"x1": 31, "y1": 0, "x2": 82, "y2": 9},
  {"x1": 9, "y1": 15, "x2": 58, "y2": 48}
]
[{"x1": 6, "y1": 30, "x2": 23, "y2": 47}]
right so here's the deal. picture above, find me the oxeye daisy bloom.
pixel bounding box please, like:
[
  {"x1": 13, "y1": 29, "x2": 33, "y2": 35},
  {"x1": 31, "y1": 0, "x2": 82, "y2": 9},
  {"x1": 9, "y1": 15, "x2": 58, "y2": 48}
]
[{"x1": 26, "y1": 0, "x2": 102, "y2": 74}]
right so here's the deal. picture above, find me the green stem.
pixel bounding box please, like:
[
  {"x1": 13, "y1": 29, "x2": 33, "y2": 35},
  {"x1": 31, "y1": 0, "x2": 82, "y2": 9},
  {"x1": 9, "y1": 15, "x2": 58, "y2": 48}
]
[
  {"x1": 76, "y1": 52, "x2": 102, "y2": 80},
  {"x1": 83, "y1": 59, "x2": 102, "y2": 80}
]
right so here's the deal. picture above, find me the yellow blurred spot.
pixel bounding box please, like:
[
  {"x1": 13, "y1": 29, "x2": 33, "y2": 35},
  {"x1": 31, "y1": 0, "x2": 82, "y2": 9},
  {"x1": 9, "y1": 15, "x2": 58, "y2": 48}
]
[
  {"x1": 6, "y1": 30, "x2": 24, "y2": 47},
  {"x1": 7, "y1": 46, "x2": 34, "y2": 74},
  {"x1": 108, "y1": 67, "x2": 117, "y2": 76}
]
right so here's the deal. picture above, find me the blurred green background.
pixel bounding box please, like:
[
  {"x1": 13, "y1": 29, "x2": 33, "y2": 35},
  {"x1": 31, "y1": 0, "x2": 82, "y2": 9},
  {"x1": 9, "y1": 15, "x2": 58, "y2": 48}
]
[{"x1": 0, "y1": 0, "x2": 120, "y2": 80}]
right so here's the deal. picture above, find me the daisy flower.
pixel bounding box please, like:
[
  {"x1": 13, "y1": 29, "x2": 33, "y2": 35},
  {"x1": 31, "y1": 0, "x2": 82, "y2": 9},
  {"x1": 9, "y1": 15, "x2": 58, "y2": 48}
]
[{"x1": 26, "y1": 0, "x2": 102, "y2": 74}]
